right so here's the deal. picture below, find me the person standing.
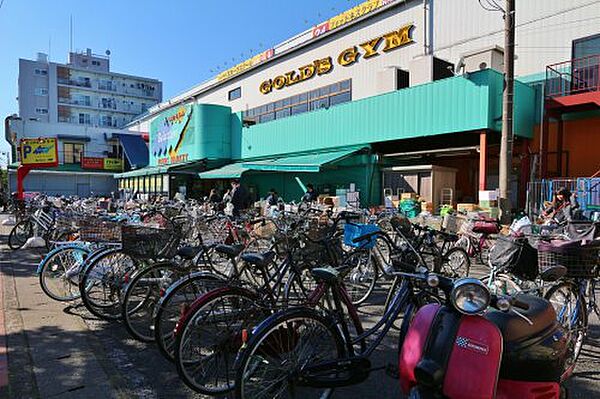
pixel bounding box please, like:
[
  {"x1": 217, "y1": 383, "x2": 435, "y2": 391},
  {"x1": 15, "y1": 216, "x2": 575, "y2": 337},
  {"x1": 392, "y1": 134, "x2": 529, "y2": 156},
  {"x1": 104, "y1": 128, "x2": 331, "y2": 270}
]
[
  {"x1": 230, "y1": 180, "x2": 249, "y2": 216},
  {"x1": 208, "y1": 188, "x2": 221, "y2": 204},
  {"x1": 265, "y1": 189, "x2": 279, "y2": 207},
  {"x1": 301, "y1": 183, "x2": 318, "y2": 203}
]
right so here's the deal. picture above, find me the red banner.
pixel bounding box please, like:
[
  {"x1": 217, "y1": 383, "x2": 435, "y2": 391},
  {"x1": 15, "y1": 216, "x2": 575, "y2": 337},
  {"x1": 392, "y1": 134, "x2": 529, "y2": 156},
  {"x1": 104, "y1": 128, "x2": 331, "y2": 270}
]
[{"x1": 81, "y1": 157, "x2": 104, "y2": 169}]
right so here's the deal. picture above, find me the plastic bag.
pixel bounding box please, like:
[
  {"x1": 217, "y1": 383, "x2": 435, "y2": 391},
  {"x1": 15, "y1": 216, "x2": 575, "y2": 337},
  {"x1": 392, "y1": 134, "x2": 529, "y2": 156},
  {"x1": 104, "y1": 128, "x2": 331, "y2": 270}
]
[{"x1": 510, "y1": 216, "x2": 532, "y2": 235}]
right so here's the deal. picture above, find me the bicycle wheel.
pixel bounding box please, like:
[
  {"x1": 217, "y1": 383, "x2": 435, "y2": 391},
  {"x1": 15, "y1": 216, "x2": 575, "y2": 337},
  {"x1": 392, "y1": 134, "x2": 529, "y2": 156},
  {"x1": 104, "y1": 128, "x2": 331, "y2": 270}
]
[
  {"x1": 342, "y1": 249, "x2": 379, "y2": 306},
  {"x1": 8, "y1": 220, "x2": 33, "y2": 250},
  {"x1": 154, "y1": 272, "x2": 225, "y2": 361},
  {"x1": 235, "y1": 308, "x2": 345, "y2": 399},
  {"x1": 39, "y1": 245, "x2": 91, "y2": 301},
  {"x1": 545, "y1": 281, "x2": 587, "y2": 381},
  {"x1": 122, "y1": 262, "x2": 181, "y2": 342},
  {"x1": 174, "y1": 288, "x2": 266, "y2": 395},
  {"x1": 79, "y1": 249, "x2": 140, "y2": 320},
  {"x1": 440, "y1": 247, "x2": 470, "y2": 278}
]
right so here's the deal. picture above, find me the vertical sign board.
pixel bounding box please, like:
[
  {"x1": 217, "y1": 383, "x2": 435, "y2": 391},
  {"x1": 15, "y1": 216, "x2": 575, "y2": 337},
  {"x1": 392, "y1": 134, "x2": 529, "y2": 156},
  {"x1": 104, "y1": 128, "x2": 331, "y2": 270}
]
[
  {"x1": 17, "y1": 138, "x2": 59, "y2": 199},
  {"x1": 150, "y1": 104, "x2": 198, "y2": 166}
]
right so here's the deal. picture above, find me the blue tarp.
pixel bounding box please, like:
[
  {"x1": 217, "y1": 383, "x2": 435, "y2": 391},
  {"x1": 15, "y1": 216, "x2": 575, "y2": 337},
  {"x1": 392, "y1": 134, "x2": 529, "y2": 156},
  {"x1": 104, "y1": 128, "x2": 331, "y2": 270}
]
[{"x1": 117, "y1": 134, "x2": 149, "y2": 169}]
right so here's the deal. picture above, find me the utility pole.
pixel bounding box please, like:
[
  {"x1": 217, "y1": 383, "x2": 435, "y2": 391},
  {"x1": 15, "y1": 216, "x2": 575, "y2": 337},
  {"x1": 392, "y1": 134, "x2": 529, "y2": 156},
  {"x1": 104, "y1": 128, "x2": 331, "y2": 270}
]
[{"x1": 499, "y1": 0, "x2": 515, "y2": 224}]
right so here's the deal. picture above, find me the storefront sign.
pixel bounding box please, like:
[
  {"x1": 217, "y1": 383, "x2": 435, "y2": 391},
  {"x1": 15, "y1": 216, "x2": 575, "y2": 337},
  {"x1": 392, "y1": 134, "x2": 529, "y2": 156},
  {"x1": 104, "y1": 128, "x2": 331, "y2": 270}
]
[
  {"x1": 19, "y1": 138, "x2": 58, "y2": 166},
  {"x1": 103, "y1": 158, "x2": 123, "y2": 171},
  {"x1": 81, "y1": 157, "x2": 104, "y2": 169},
  {"x1": 327, "y1": 0, "x2": 397, "y2": 33},
  {"x1": 150, "y1": 104, "x2": 197, "y2": 166},
  {"x1": 260, "y1": 24, "x2": 413, "y2": 94},
  {"x1": 217, "y1": 49, "x2": 274, "y2": 82}
]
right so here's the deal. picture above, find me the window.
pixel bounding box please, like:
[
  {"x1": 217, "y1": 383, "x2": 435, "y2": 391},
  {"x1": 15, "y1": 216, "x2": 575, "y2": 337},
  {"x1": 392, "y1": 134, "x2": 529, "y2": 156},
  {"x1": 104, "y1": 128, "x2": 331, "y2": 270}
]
[
  {"x1": 228, "y1": 87, "x2": 242, "y2": 101},
  {"x1": 100, "y1": 115, "x2": 113, "y2": 127},
  {"x1": 35, "y1": 108, "x2": 48, "y2": 114},
  {"x1": 63, "y1": 142, "x2": 84, "y2": 164},
  {"x1": 92, "y1": 60, "x2": 101, "y2": 66},
  {"x1": 78, "y1": 113, "x2": 91, "y2": 125},
  {"x1": 242, "y1": 79, "x2": 352, "y2": 125},
  {"x1": 397, "y1": 69, "x2": 410, "y2": 90},
  {"x1": 35, "y1": 88, "x2": 48, "y2": 96},
  {"x1": 573, "y1": 34, "x2": 600, "y2": 59},
  {"x1": 34, "y1": 68, "x2": 48, "y2": 76}
]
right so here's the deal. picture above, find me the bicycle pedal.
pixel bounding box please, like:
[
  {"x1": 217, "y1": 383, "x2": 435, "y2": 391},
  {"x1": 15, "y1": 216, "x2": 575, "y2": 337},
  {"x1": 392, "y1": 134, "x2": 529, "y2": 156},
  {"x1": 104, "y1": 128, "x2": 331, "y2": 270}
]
[{"x1": 385, "y1": 363, "x2": 400, "y2": 379}]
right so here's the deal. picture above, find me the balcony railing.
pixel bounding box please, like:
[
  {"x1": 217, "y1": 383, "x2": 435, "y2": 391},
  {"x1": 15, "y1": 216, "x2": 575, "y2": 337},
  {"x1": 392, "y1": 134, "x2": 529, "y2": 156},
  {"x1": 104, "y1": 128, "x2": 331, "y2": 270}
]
[
  {"x1": 57, "y1": 77, "x2": 92, "y2": 88},
  {"x1": 546, "y1": 54, "x2": 600, "y2": 98}
]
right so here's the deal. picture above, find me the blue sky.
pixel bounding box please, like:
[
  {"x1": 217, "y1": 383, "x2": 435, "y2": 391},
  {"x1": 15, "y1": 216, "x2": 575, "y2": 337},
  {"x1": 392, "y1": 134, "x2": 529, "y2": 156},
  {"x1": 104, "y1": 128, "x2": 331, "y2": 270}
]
[{"x1": 0, "y1": 0, "x2": 366, "y2": 161}]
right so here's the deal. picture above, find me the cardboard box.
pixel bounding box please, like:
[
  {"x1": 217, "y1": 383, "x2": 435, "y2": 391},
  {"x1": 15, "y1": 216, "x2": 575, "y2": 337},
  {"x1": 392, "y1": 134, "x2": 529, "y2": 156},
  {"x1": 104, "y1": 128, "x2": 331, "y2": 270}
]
[
  {"x1": 479, "y1": 200, "x2": 498, "y2": 209},
  {"x1": 479, "y1": 190, "x2": 498, "y2": 201},
  {"x1": 401, "y1": 192, "x2": 418, "y2": 200},
  {"x1": 457, "y1": 203, "x2": 478, "y2": 213}
]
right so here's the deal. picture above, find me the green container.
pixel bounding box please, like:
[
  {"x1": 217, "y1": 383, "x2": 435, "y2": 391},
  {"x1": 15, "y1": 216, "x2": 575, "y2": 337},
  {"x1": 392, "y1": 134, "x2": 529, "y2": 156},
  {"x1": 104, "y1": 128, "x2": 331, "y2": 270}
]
[{"x1": 400, "y1": 199, "x2": 421, "y2": 218}]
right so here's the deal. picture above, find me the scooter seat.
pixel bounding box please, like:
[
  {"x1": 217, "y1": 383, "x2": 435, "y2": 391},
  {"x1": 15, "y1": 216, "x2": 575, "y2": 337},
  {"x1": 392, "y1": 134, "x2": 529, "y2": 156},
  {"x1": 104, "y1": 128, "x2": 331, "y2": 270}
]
[
  {"x1": 215, "y1": 244, "x2": 244, "y2": 258},
  {"x1": 177, "y1": 246, "x2": 203, "y2": 260},
  {"x1": 241, "y1": 251, "x2": 275, "y2": 267},
  {"x1": 485, "y1": 294, "x2": 556, "y2": 343}
]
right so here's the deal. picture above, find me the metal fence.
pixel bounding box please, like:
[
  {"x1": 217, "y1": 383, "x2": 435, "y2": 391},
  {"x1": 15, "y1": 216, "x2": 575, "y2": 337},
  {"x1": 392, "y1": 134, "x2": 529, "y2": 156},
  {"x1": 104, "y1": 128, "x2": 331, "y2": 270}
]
[{"x1": 527, "y1": 177, "x2": 600, "y2": 217}]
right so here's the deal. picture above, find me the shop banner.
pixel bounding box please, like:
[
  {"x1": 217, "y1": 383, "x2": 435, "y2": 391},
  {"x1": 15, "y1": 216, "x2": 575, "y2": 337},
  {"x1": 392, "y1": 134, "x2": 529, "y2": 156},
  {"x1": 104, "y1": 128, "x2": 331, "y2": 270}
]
[
  {"x1": 81, "y1": 157, "x2": 105, "y2": 169},
  {"x1": 20, "y1": 138, "x2": 58, "y2": 166},
  {"x1": 103, "y1": 158, "x2": 123, "y2": 171}
]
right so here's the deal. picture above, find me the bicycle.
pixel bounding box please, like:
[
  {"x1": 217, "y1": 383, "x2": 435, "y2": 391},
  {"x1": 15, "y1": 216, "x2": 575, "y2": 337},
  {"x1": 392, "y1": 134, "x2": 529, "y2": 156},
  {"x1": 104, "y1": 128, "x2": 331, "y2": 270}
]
[{"x1": 233, "y1": 227, "x2": 443, "y2": 399}]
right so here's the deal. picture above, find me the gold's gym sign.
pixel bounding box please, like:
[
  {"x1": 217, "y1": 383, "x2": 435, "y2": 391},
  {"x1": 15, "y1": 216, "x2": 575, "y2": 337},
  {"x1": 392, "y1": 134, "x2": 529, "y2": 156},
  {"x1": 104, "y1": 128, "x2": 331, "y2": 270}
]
[{"x1": 259, "y1": 24, "x2": 413, "y2": 95}]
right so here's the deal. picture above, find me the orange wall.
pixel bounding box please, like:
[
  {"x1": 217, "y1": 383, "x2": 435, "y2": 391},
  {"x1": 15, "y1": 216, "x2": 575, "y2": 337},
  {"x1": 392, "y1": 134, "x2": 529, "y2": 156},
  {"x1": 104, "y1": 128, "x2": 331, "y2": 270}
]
[{"x1": 531, "y1": 116, "x2": 600, "y2": 177}]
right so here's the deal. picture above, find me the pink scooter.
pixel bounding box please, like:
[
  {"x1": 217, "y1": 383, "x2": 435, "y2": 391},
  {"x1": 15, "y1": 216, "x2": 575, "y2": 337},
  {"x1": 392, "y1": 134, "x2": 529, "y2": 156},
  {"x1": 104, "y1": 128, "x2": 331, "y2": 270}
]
[{"x1": 399, "y1": 276, "x2": 569, "y2": 399}]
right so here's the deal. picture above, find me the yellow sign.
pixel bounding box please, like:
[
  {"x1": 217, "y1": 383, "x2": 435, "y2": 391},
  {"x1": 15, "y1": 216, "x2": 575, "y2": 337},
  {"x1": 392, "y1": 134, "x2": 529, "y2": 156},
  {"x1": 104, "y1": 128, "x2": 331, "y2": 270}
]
[
  {"x1": 20, "y1": 138, "x2": 58, "y2": 165},
  {"x1": 329, "y1": 0, "x2": 392, "y2": 31},
  {"x1": 103, "y1": 158, "x2": 123, "y2": 171},
  {"x1": 260, "y1": 24, "x2": 413, "y2": 94},
  {"x1": 217, "y1": 49, "x2": 274, "y2": 82}
]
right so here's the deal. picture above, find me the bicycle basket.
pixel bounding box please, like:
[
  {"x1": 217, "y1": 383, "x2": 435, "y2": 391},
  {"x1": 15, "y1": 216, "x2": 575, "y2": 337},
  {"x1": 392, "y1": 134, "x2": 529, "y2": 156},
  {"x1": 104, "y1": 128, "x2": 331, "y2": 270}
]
[
  {"x1": 343, "y1": 223, "x2": 379, "y2": 249},
  {"x1": 489, "y1": 237, "x2": 538, "y2": 281},
  {"x1": 78, "y1": 219, "x2": 121, "y2": 243},
  {"x1": 537, "y1": 239, "x2": 600, "y2": 279},
  {"x1": 121, "y1": 225, "x2": 178, "y2": 259}
]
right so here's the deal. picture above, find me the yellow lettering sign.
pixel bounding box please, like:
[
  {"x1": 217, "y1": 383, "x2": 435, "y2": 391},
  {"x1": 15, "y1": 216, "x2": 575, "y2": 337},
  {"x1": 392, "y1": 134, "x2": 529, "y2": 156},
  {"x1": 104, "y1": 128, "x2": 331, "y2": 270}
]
[
  {"x1": 338, "y1": 46, "x2": 360, "y2": 66},
  {"x1": 382, "y1": 25, "x2": 413, "y2": 52},
  {"x1": 258, "y1": 24, "x2": 413, "y2": 94},
  {"x1": 359, "y1": 37, "x2": 382, "y2": 58}
]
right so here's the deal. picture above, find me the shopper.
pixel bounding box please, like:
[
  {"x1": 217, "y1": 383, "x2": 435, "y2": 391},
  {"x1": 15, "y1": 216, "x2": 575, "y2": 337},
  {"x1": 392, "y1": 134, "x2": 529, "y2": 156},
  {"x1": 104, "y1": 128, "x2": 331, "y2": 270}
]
[
  {"x1": 265, "y1": 189, "x2": 279, "y2": 207},
  {"x1": 230, "y1": 180, "x2": 249, "y2": 216},
  {"x1": 208, "y1": 188, "x2": 221, "y2": 204},
  {"x1": 301, "y1": 183, "x2": 318, "y2": 203},
  {"x1": 542, "y1": 187, "x2": 579, "y2": 223}
]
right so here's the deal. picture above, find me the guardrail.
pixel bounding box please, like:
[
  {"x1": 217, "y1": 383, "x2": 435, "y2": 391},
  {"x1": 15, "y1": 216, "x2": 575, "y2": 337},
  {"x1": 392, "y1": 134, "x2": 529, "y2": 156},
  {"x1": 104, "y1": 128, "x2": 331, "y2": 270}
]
[{"x1": 545, "y1": 54, "x2": 600, "y2": 98}]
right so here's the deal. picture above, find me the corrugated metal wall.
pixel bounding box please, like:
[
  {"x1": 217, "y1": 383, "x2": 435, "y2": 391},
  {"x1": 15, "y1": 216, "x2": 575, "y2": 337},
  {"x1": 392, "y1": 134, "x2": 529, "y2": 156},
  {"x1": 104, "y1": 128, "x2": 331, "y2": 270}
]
[{"x1": 239, "y1": 69, "x2": 535, "y2": 159}]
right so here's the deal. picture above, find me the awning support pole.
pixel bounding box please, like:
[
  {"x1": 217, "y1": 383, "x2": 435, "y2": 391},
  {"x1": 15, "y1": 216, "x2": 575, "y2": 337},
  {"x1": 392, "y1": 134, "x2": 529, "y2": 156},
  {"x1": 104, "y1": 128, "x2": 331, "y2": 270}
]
[{"x1": 479, "y1": 130, "x2": 488, "y2": 191}]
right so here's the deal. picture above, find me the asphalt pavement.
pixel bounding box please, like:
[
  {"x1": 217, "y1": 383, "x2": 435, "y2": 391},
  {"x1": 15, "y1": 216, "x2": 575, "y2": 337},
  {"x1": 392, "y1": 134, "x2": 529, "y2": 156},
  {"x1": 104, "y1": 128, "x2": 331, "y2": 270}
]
[{"x1": 0, "y1": 213, "x2": 599, "y2": 398}]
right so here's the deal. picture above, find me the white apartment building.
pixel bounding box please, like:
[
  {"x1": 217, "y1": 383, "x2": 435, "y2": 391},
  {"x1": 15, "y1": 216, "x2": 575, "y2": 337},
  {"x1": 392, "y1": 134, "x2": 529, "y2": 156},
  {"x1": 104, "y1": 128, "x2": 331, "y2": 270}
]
[{"x1": 6, "y1": 49, "x2": 162, "y2": 196}]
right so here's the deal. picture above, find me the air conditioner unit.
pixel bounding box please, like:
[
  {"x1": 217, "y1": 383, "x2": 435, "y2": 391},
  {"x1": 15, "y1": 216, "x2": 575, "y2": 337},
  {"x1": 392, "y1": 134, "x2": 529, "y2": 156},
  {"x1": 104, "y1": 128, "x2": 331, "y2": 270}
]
[{"x1": 461, "y1": 46, "x2": 505, "y2": 73}]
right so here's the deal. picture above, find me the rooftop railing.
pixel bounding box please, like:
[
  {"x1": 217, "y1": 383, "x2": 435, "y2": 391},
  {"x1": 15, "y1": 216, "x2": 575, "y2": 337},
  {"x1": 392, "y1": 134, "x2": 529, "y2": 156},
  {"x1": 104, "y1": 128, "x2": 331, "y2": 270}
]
[{"x1": 545, "y1": 54, "x2": 600, "y2": 98}]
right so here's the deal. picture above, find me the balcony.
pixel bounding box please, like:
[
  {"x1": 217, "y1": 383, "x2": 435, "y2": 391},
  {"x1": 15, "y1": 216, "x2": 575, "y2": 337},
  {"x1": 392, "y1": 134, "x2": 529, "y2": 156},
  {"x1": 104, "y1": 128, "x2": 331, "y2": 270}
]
[
  {"x1": 545, "y1": 54, "x2": 600, "y2": 111},
  {"x1": 57, "y1": 77, "x2": 92, "y2": 88}
]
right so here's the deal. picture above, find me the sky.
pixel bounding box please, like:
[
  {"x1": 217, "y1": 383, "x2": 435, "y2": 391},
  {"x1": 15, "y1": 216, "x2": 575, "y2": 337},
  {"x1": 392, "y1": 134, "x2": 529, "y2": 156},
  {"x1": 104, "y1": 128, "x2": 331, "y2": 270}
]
[{"x1": 0, "y1": 0, "x2": 367, "y2": 164}]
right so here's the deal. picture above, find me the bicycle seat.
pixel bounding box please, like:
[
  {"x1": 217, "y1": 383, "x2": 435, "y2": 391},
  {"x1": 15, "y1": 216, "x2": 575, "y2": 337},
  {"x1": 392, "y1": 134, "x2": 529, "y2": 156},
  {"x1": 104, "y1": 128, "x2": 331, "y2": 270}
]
[
  {"x1": 241, "y1": 251, "x2": 275, "y2": 267},
  {"x1": 538, "y1": 265, "x2": 567, "y2": 282},
  {"x1": 485, "y1": 294, "x2": 556, "y2": 343},
  {"x1": 177, "y1": 246, "x2": 203, "y2": 260},
  {"x1": 310, "y1": 267, "x2": 341, "y2": 283},
  {"x1": 215, "y1": 244, "x2": 244, "y2": 258}
]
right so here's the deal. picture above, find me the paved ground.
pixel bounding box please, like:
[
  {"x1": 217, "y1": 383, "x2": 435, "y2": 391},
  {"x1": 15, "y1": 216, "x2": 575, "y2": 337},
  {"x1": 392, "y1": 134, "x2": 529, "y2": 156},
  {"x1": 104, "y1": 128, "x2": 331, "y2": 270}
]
[{"x1": 0, "y1": 213, "x2": 599, "y2": 398}]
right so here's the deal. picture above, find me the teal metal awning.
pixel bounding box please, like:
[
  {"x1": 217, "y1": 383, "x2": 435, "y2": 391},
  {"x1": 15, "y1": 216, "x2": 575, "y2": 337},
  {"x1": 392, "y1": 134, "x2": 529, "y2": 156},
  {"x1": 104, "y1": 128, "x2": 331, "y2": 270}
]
[
  {"x1": 114, "y1": 165, "x2": 168, "y2": 178},
  {"x1": 242, "y1": 146, "x2": 364, "y2": 172},
  {"x1": 198, "y1": 162, "x2": 248, "y2": 179},
  {"x1": 199, "y1": 147, "x2": 365, "y2": 179}
]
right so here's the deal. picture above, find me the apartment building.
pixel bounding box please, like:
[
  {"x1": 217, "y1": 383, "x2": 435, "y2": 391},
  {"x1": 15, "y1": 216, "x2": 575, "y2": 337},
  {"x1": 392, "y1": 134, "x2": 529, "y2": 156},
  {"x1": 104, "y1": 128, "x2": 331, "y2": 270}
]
[{"x1": 6, "y1": 49, "x2": 162, "y2": 196}]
